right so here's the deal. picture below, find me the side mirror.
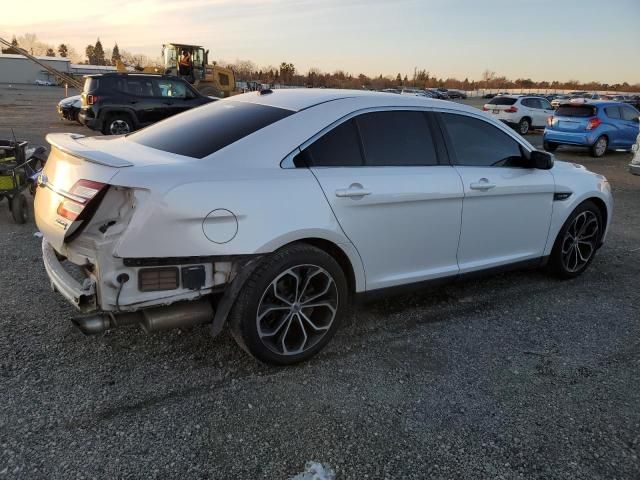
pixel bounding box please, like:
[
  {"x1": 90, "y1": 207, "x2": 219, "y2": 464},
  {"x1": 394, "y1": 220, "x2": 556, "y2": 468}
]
[
  {"x1": 530, "y1": 150, "x2": 554, "y2": 170},
  {"x1": 633, "y1": 116, "x2": 639, "y2": 123}
]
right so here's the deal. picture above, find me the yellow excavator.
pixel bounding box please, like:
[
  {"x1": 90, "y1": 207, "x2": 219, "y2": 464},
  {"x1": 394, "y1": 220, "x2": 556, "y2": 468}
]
[{"x1": 117, "y1": 43, "x2": 235, "y2": 98}]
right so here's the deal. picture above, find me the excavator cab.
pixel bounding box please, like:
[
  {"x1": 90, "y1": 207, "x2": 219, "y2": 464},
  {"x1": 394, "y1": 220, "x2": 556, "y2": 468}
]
[
  {"x1": 162, "y1": 43, "x2": 206, "y2": 83},
  {"x1": 159, "y1": 42, "x2": 235, "y2": 98}
]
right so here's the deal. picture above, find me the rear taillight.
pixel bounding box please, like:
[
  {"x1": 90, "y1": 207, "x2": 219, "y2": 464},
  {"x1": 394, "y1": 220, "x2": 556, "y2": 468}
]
[
  {"x1": 586, "y1": 117, "x2": 602, "y2": 130},
  {"x1": 547, "y1": 116, "x2": 554, "y2": 127},
  {"x1": 87, "y1": 94, "x2": 99, "y2": 105},
  {"x1": 57, "y1": 179, "x2": 107, "y2": 221},
  {"x1": 504, "y1": 106, "x2": 518, "y2": 113}
]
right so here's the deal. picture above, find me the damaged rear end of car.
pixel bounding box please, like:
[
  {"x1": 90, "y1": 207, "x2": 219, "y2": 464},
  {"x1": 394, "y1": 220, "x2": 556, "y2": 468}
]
[{"x1": 34, "y1": 132, "x2": 249, "y2": 336}]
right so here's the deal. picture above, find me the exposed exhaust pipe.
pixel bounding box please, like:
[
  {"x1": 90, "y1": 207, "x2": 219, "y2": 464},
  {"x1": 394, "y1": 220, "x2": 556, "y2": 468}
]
[
  {"x1": 71, "y1": 314, "x2": 113, "y2": 335},
  {"x1": 71, "y1": 300, "x2": 213, "y2": 335},
  {"x1": 141, "y1": 300, "x2": 214, "y2": 333}
]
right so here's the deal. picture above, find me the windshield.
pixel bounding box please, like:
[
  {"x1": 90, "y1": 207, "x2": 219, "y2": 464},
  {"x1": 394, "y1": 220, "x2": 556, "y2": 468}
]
[
  {"x1": 164, "y1": 45, "x2": 177, "y2": 69},
  {"x1": 129, "y1": 100, "x2": 294, "y2": 158}
]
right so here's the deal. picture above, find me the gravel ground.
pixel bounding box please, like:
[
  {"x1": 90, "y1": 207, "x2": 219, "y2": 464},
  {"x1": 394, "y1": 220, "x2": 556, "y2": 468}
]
[{"x1": 0, "y1": 84, "x2": 639, "y2": 479}]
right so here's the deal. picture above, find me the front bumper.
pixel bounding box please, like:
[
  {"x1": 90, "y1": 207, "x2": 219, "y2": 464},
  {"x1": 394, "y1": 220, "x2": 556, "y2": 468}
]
[
  {"x1": 42, "y1": 239, "x2": 96, "y2": 311},
  {"x1": 57, "y1": 105, "x2": 77, "y2": 121}
]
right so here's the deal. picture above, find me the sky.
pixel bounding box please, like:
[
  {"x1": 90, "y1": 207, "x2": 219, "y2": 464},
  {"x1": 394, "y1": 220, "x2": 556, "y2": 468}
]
[{"x1": 1, "y1": 0, "x2": 639, "y2": 84}]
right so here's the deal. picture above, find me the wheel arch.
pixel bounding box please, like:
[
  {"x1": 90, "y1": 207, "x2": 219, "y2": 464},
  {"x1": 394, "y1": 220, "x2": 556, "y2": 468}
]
[
  {"x1": 100, "y1": 108, "x2": 138, "y2": 129},
  {"x1": 591, "y1": 132, "x2": 609, "y2": 145},
  {"x1": 289, "y1": 238, "x2": 359, "y2": 294},
  {"x1": 585, "y1": 196, "x2": 608, "y2": 243}
]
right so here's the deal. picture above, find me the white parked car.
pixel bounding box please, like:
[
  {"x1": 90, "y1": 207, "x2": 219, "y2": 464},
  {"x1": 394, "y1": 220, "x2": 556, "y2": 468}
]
[
  {"x1": 35, "y1": 90, "x2": 613, "y2": 364},
  {"x1": 483, "y1": 95, "x2": 555, "y2": 135}
]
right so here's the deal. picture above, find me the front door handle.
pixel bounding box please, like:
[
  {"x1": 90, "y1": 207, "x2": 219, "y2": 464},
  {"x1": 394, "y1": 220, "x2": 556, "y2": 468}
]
[
  {"x1": 335, "y1": 184, "x2": 372, "y2": 198},
  {"x1": 469, "y1": 178, "x2": 496, "y2": 191}
]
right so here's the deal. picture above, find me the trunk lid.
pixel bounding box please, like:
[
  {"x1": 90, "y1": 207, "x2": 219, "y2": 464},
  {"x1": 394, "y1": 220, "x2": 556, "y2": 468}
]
[
  {"x1": 550, "y1": 105, "x2": 597, "y2": 132},
  {"x1": 34, "y1": 134, "x2": 127, "y2": 251},
  {"x1": 35, "y1": 133, "x2": 198, "y2": 252},
  {"x1": 484, "y1": 97, "x2": 517, "y2": 115}
]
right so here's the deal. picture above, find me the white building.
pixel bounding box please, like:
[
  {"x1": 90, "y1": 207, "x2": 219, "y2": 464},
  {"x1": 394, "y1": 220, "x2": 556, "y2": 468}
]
[{"x1": 0, "y1": 53, "x2": 71, "y2": 84}]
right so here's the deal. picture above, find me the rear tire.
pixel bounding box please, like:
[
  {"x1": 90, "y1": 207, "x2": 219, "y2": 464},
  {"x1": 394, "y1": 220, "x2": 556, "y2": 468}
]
[
  {"x1": 102, "y1": 113, "x2": 133, "y2": 135},
  {"x1": 590, "y1": 135, "x2": 608, "y2": 158},
  {"x1": 228, "y1": 244, "x2": 348, "y2": 365},
  {"x1": 10, "y1": 193, "x2": 28, "y2": 224},
  {"x1": 518, "y1": 117, "x2": 531, "y2": 135},
  {"x1": 547, "y1": 201, "x2": 602, "y2": 279},
  {"x1": 543, "y1": 141, "x2": 558, "y2": 152}
]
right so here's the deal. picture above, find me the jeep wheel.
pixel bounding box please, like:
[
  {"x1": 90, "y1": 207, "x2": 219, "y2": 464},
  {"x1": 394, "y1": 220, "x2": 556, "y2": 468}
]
[{"x1": 103, "y1": 114, "x2": 133, "y2": 135}]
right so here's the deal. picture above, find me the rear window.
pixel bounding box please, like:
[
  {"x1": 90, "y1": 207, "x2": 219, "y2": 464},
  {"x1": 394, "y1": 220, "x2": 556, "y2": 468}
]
[
  {"x1": 83, "y1": 77, "x2": 99, "y2": 93},
  {"x1": 488, "y1": 97, "x2": 517, "y2": 105},
  {"x1": 555, "y1": 105, "x2": 596, "y2": 117},
  {"x1": 129, "y1": 101, "x2": 294, "y2": 158}
]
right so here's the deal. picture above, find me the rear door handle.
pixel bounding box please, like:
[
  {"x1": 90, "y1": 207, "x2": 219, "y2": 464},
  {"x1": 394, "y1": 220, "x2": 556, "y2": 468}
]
[
  {"x1": 335, "y1": 184, "x2": 372, "y2": 198},
  {"x1": 469, "y1": 179, "x2": 496, "y2": 191}
]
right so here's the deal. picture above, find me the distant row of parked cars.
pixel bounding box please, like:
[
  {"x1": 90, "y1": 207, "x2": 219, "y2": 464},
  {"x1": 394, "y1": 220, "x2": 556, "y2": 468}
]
[
  {"x1": 483, "y1": 94, "x2": 639, "y2": 157},
  {"x1": 382, "y1": 87, "x2": 467, "y2": 99},
  {"x1": 483, "y1": 91, "x2": 640, "y2": 110}
]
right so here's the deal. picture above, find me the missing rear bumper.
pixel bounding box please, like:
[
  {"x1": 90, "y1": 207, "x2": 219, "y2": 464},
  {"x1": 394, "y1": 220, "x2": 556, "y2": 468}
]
[{"x1": 42, "y1": 239, "x2": 96, "y2": 311}]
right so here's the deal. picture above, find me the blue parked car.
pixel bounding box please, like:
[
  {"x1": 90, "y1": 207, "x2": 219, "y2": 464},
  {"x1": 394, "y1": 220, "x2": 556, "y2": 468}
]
[{"x1": 543, "y1": 101, "x2": 640, "y2": 157}]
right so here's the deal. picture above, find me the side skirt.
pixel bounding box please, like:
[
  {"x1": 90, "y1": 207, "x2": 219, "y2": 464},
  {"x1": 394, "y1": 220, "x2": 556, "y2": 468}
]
[{"x1": 354, "y1": 256, "x2": 549, "y2": 304}]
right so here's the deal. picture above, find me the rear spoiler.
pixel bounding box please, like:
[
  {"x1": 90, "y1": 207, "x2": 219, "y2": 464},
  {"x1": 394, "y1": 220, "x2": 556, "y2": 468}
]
[{"x1": 45, "y1": 133, "x2": 134, "y2": 168}]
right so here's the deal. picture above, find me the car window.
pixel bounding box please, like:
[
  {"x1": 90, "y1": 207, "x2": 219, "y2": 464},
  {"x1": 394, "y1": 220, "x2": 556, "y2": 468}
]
[
  {"x1": 154, "y1": 79, "x2": 187, "y2": 98},
  {"x1": 129, "y1": 100, "x2": 294, "y2": 159},
  {"x1": 540, "y1": 99, "x2": 553, "y2": 109},
  {"x1": 112, "y1": 77, "x2": 154, "y2": 96},
  {"x1": 488, "y1": 97, "x2": 517, "y2": 106},
  {"x1": 620, "y1": 106, "x2": 639, "y2": 121},
  {"x1": 355, "y1": 111, "x2": 438, "y2": 166},
  {"x1": 555, "y1": 105, "x2": 597, "y2": 117},
  {"x1": 440, "y1": 113, "x2": 524, "y2": 167},
  {"x1": 300, "y1": 119, "x2": 363, "y2": 167},
  {"x1": 605, "y1": 107, "x2": 621, "y2": 119}
]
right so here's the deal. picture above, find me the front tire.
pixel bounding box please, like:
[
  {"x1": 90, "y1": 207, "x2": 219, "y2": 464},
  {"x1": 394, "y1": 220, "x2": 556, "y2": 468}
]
[
  {"x1": 591, "y1": 135, "x2": 608, "y2": 158},
  {"x1": 228, "y1": 244, "x2": 348, "y2": 365},
  {"x1": 543, "y1": 140, "x2": 558, "y2": 152},
  {"x1": 548, "y1": 201, "x2": 602, "y2": 278},
  {"x1": 518, "y1": 117, "x2": 531, "y2": 135}
]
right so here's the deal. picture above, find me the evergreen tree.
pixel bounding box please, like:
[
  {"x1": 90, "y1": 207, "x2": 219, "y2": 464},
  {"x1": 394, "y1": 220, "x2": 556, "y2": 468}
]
[
  {"x1": 85, "y1": 45, "x2": 95, "y2": 64},
  {"x1": 45, "y1": 48, "x2": 55, "y2": 57},
  {"x1": 57, "y1": 44, "x2": 68, "y2": 57},
  {"x1": 111, "y1": 43, "x2": 121, "y2": 65},
  {"x1": 93, "y1": 38, "x2": 105, "y2": 65}
]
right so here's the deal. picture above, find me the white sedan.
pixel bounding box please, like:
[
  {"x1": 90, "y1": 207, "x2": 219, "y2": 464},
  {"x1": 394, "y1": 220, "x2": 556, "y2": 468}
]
[{"x1": 34, "y1": 89, "x2": 613, "y2": 364}]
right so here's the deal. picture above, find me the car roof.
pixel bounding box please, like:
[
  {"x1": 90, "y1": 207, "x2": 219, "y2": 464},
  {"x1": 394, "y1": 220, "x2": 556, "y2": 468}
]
[
  {"x1": 86, "y1": 72, "x2": 171, "y2": 79},
  {"x1": 557, "y1": 101, "x2": 625, "y2": 108},
  {"x1": 228, "y1": 88, "x2": 471, "y2": 113}
]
